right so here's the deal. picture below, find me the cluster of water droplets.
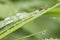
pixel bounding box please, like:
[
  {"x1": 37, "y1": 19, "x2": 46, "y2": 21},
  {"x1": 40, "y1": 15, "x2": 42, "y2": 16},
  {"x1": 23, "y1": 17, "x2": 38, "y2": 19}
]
[
  {"x1": 0, "y1": 9, "x2": 45, "y2": 29},
  {"x1": 42, "y1": 38, "x2": 58, "y2": 40},
  {"x1": 0, "y1": 12, "x2": 30, "y2": 29}
]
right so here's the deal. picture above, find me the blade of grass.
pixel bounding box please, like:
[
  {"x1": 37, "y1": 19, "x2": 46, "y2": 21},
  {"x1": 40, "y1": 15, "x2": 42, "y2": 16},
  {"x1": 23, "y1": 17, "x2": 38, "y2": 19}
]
[
  {"x1": 0, "y1": 3, "x2": 60, "y2": 39},
  {"x1": 16, "y1": 29, "x2": 60, "y2": 40},
  {"x1": 16, "y1": 30, "x2": 46, "y2": 40}
]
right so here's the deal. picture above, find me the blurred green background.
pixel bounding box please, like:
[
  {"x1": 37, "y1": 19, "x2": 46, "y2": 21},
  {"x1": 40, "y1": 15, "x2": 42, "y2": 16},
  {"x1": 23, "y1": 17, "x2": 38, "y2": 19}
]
[
  {"x1": 0, "y1": 0, "x2": 59, "y2": 18},
  {"x1": 0, "y1": 0, "x2": 60, "y2": 40}
]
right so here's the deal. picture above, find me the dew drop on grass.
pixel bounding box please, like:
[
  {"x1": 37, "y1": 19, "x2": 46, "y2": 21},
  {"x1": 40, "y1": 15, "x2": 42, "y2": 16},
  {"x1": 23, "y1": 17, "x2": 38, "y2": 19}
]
[
  {"x1": 4, "y1": 17, "x2": 14, "y2": 25},
  {"x1": 11, "y1": 16, "x2": 18, "y2": 21},
  {"x1": 41, "y1": 30, "x2": 46, "y2": 35},
  {"x1": 16, "y1": 12, "x2": 29, "y2": 19},
  {"x1": 43, "y1": 38, "x2": 58, "y2": 40},
  {"x1": 5, "y1": 17, "x2": 11, "y2": 21},
  {"x1": 31, "y1": 10, "x2": 40, "y2": 16}
]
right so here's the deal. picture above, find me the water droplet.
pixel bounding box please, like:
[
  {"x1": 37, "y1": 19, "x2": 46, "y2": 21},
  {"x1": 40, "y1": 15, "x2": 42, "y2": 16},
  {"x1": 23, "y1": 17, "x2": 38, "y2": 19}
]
[
  {"x1": 5, "y1": 17, "x2": 11, "y2": 21},
  {"x1": 16, "y1": 12, "x2": 29, "y2": 19},
  {"x1": 11, "y1": 16, "x2": 18, "y2": 21},
  {"x1": 44, "y1": 38, "x2": 58, "y2": 40},
  {"x1": 41, "y1": 30, "x2": 46, "y2": 35},
  {"x1": 31, "y1": 10, "x2": 39, "y2": 16},
  {"x1": 4, "y1": 17, "x2": 13, "y2": 25}
]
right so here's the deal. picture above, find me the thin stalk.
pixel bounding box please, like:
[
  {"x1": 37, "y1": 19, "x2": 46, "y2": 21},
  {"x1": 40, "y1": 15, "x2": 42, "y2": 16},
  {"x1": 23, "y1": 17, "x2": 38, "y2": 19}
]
[{"x1": 0, "y1": 3, "x2": 60, "y2": 39}]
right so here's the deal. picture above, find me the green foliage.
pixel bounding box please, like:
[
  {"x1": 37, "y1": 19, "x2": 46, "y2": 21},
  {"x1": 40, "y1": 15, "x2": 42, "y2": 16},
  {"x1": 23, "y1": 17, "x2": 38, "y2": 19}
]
[{"x1": 0, "y1": 0, "x2": 60, "y2": 40}]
